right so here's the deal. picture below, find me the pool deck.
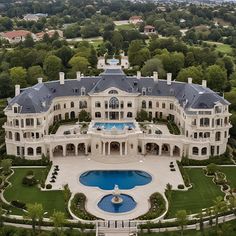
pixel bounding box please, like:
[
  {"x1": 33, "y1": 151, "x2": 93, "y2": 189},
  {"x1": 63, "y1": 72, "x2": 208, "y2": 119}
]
[{"x1": 46, "y1": 155, "x2": 184, "y2": 220}]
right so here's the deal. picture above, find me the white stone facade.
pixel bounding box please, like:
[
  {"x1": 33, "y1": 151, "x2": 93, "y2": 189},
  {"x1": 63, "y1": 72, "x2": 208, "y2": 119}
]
[{"x1": 3, "y1": 70, "x2": 231, "y2": 160}]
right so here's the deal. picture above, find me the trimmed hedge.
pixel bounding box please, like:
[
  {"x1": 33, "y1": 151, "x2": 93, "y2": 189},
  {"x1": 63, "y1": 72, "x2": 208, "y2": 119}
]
[
  {"x1": 181, "y1": 154, "x2": 233, "y2": 166},
  {"x1": 138, "y1": 193, "x2": 166, "y2": 220},
  {"x1": 70, "y1": 193, "x2": 97, "y2": 220},
  {"x1": 177, "y1": 161, "x2": 190, "y2": 187}
]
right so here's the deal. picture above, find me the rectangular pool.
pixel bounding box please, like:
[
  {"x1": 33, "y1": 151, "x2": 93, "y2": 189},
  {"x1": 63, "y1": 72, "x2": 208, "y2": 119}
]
[{"x1": 93, "y1": 122, "x2": 135, "y2": 130}]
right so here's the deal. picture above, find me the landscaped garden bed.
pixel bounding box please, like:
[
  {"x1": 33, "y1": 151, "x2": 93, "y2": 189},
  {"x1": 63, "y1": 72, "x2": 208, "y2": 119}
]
[
  {"x1": 138, "y1": 193, "x2": 166, "y2": 220},
  {"x1": 70, "y1": 193, "x2": 97, "y2": 220}
]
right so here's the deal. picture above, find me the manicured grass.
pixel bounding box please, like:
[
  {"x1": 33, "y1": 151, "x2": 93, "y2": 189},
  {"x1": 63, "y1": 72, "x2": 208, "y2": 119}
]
[
  {"x1": 116, "y1": 24, "x2": 135, "y2": 30},
  {"x1": 167, "y1": 168, "x2": 223, "y2": 217},
  {"x1": 90, "y1": 39, "x2": 103, "y2": 49},
  {"x1": 215, "y1": 44, "x2": 233, "y2": 54},
  {"x1": 4, "y1": 168, "x2": 66, "y2": 216},
  {"x1": 221, "y1": 167, "x2": 236, "y2": 188}
]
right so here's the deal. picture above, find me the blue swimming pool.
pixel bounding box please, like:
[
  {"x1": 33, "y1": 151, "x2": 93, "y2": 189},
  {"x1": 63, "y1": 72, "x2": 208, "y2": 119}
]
[
  {"x1": 93, "y1": 122, "x2": 135, "y2": 130},
  {"x1": 98, "y1": 194, "x2": 136, "y2": 213},
  {"x1": 79, "y1": 170, "x2": 152, "y2": 190}
]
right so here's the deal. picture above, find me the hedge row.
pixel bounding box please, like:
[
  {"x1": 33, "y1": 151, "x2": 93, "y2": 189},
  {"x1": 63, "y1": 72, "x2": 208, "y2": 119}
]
[
  {"x1": 177, "y1": 161, "x2": 191, "y2": 187},
  {"x1": 181, "y1": 154, "x2": 233, "y2": 166}
]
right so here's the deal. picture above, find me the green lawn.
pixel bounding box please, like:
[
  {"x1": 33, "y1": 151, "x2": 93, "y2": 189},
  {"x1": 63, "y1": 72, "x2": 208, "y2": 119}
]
[
  {"x1": 203, "y1": 41, "x2": 233, "y2": 54},
  {"x1": 90, "y1": 39, "x2": 103, "y2": 48},
  {"x1": 4, "y1": 168, "x2": 66, "y2": 216},
  {"x1": 221, "y1": 167, "x2": 236, "y2": 188},
  {"x1": 167, "y1": 168, "x2": 223, "y2": 217},
  {"x1": 115, "y1": 24, "x2": 135, "y2": 30}
]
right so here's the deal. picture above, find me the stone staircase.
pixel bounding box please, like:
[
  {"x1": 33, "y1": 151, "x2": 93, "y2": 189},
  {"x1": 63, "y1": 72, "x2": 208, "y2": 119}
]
[{"x1": 96, "y1": 220, "x2": 138, "y2": 236}]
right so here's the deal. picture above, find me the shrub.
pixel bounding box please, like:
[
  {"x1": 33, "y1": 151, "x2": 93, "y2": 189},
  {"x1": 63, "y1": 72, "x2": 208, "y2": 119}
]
[
  {"x1": 22, "y1": 176, "x2": 37, "y2": 186},
  {"x1": 178, "y1": 184, "x2": 185, "y2": 189},
  {"x1": 11, "y1": 200, "x2": 26, "y2": 209},
  {"x1": 206, "y1": 163, "x2": 219, "y2": 175},
  {"x1": 70, "y1": 193, "x2": 97, "y2": 220},
  {"x1": 46, "y1": 184, "x2": 52, "y2": 189},
  {"x1": 138, "y1": 193, "x2": 166, "y2": 220},
  {"x1": 26, "y1": 170, "x2": 34, "y2": 176}
]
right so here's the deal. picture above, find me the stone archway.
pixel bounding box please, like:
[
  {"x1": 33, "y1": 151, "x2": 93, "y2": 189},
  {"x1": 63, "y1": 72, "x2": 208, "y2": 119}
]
[
  {"x1": 66, "y1": 143, "x2": 75, "y2": 156},
  {"x1": 78, "y1": 143, "x2": 86, "y2": 155},
  {"x1": 173, "y1": 145, "x2": 180, "y2": 157},
  {"x1": 110, "y1": 142, "x2": 120, "y2": 155},
  {"x1": 162, "y1": 144, "x2": 170, "y2": 156},
  {"x1": 145, "y1": 143, "x2": 160, "y2": 155},
  {"x1": 53, "y1": 145, "x2": 63, "y2": 157}
]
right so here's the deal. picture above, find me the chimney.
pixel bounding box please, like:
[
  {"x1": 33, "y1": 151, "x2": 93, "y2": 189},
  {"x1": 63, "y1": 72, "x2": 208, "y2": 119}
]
[
  {"x1": 15, "y1": 84, "x2": 20, "y2": 97},
  {"x1": 76, "y1": 71, "x2": 81, "y2": 81},
  {"x1": 202, "y1": 80, "x2": 207, "y2": 88},
  {"x1": 188, "y1": 77, "x2": 192, "y2": 84},
  {"x1": 59, "y1": 72, "x2": 65, "y2": 85},
  {"x1": 137, "y1": 71, "x2": 141, "y2": 79},
  {"x1": 153, "y1": 71, "x2": 158, "y2": 82},
  {"x1": 37, "y1": 77, "x2": 43, "y2": 84},
  {"x1": 167, "y1": 73, "x2": 172, "y2": 85}
]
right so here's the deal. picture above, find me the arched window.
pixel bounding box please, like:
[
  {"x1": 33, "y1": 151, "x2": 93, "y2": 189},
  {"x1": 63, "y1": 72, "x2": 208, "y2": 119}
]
[
  {"x1": 36, "y1": 147, "x2": 42, "y2": 155},
  {"x1": 201, "y1": 147, "x2": 207, "y2": 155},
  {"x1": 15, "y1": 132, "x2": 20, "y2": 141},
  {"x1": 8, "y1": 131, "x2": 12, "y2": 139},
  {"x1": 149, "y1": 101, "x2": 152, "y2": 109},
  {"x1": 27, "y1": 147, "x2": 34, "y2": 156},
  {"x1": 142, "y1": 100, "x2": 146, "y2": 109},
  {"x1": 108, "y1": 90, "x2": 118, "y2": 94},
  {"x1": 156, "y1": 102, "x2": 159, "y2": 108},
  {"x1": 192, "y1": 147, "x2": 199, "y2": 155},
  {"x1": 71, "y1": 102, "x2": 74, "y2": 108},
  {"x1": 109, "y1": 97, "x2": 119, "y2": 109},
  {"x1": 215, "y1": 131, "x2": 221, "y2": 141},
  {"x1": 95, "y1": 102, "x2": 101, "y2": 108},
  {"x1": 95, "y1": 112, "x2": 101, "y2": 118},
  {"x1": 127, "y1": 102, "x2": 132, "y2": 108},
  {"x1": 127, "y1": 112, "x2": 132, "y2": 118},
  {"x1": 200, "y1": 118, "x2": 210, "y2": 127}
]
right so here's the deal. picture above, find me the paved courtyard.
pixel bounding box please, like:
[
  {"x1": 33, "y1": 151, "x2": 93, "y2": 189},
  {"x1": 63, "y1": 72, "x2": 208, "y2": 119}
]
[{"x1": 45, "y1": 155, "x2": 184, "y2": 220}]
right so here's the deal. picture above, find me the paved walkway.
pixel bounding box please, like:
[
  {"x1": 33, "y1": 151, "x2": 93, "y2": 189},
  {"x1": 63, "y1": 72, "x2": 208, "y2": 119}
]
[{"x1": 46, "y1": 155, "x2": 184, "y2": 220}]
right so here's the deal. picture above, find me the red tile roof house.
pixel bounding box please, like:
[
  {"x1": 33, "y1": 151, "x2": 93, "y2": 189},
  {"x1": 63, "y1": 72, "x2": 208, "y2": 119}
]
[
  {"x1": 0, "y1": 30, "x2": 36, "y2": 43},
  {"x1": 129, "y1": 16, "x2": 143, "y2": 25},
  {"x1": 144, "y1": 25, "x2": 156, "y2": 35}
]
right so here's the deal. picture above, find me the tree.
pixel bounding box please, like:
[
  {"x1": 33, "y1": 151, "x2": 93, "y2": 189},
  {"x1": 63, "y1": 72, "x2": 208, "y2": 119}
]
[
  {"x1": 27, "y1": 66, "x2": 44, "y2": 85},
  {"x1": 43, "y1": 55, "x2": 62, "y2": 80},
  {"x1": 0, "y1": 72, "x2": 14, "y2": 98},
  {"x1": 165, "y1": 183, "x2": 173, "y2": 200},
  {"x1": 0, "y1": 159, "x2": 12, "y2": 175},
  {"x1": 23, "y1": 34, "x2": 35, "y2": 48},
  {"x1": 78, "y1": 110, "x2": 91, "y2": 122},
  {"x1": 111, "y1": 31, "x2": 123, "y2": 51},
  {"x1": 213, "y1": 196, "x2": 225, "y2": 233},
  {"x1": 128, "y1": 40, "x2": 150, "y2": 67},
  {"x1": 206, "y1": 65, "x2": 227, "y2": 91},
  {"x1": 136, "y1": 109, "x2": 150, "y2": 122},
  {"x1": 159, "y1": 51, "x2": 185, "y2": 78},
  {"x1": 206, "y1": 163, "x2": 219, "y2": 175},
  {"x1": 175, "y1": 210, "x2": 188, "y2": 236},
  {"x1": 141, "y1": 58, "x2": 166, "y2": 78},
  {"x1": 56, "y1": 46, "x2": 73, "y2": 67},
  {"x1": 10, "y1": 67, "x2": 27, "y2": 87},
  {"x1": 24, "y1": 203, "x2": 44, "y2": 234},
  {"x1": 69, "y1": 56, "x2": 90, "y2": 75},
  {"x1": 177, "y1": 66, "x2": 204, "y2": 84},
  {"x1": 51, "y1": 211, "x2": 66, "y2": 234}
]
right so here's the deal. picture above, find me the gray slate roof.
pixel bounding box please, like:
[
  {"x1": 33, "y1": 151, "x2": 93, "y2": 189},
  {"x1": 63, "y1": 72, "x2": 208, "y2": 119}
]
[{"x1": 8, "y1": 69, "x2": 229, "y2": 114}]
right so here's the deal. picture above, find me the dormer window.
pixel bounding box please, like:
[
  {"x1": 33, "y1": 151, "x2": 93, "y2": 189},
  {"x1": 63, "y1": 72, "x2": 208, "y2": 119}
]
[
  {"x1": 215, "y1": 105, "x2": 222, "y2": 114},
  {"x1": 81, "y1": 87, "x2": 85, "y2": 96},
  {"x1": 14, "y1": 107, "x2": 18, "y2": 113},
  {"x1": 142, "y1": 88, "x2": 146, "y2": 96},
  {"x1": 108, "y1": 90, "x2": 118, "y2": 94}
]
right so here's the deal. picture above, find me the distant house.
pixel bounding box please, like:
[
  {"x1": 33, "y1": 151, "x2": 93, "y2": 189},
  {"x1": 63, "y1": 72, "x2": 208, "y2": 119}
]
[
  {"x1": 144, "y1": 25, "x2": 156, "y2": 35},
  {"x1": 23, "y1": 13, "x2": 48, "y2": 22},
  {"x1": 129, "y1": 16, "x2": 143, "y2": 25},
  {"x1": 35, "y1": 30, "x2": 63, "y2": 41},
  {"x1": 0, "y1": 30, "x2": 36, "y2": 43}
]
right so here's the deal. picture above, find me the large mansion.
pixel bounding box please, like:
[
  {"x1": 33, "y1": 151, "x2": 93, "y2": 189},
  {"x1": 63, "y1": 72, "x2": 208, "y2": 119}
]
[{"x1": 3, "y1": 69, "x2": 231, "y2": 160}]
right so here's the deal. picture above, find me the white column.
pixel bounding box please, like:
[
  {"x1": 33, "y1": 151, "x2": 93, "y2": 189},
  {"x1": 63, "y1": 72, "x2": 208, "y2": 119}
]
[
  {"x1": 63, "y1": 145, "x2": 66, "y2": 157},
  {"x1": 103, "y1": 142, "x2": 106, "y2": 155},
  {"x1": 85, "y1": 145, "x2": 88, "y2": 155},
  {"x1": 125, "y1": 142, "x2": 128, "y2": 155},
  {"x1": 49, "y1": 148, "x2": 53, "y2": 159},
  {"x1": 120, "y1": 142, "x2": 123, "y2": 156},
  {"x1": 108, "y1": 142, "x2": 110, "y2": 155},
  {"x1": 75, "y1": 145, "x2": 78, "y2": 156},
  {"x1": 142, "y1": 143, "x2": 145, "y2": 155}
]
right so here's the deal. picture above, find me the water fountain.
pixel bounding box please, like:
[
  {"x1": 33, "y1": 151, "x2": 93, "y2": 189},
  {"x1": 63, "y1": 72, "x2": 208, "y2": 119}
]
[{"x1": 111, "y1": 184, "x2": 123, "y2": 204}]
